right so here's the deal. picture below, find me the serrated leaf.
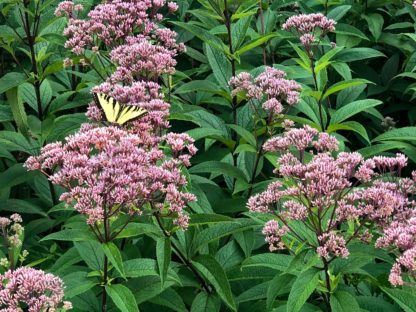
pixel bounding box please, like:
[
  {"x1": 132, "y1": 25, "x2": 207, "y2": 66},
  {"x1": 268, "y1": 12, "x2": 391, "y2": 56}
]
[
  {"x1": 106, "y1": 284, "x2": 138, "y2": 312},
  {"x1": 380, "y1": 287, "x2": 416, "y2": 312},
  {"x1": 330, "y1": 291, "x2": 361, "y2": 312},
  {"x1": 6, "y1": 87, "x2": 29, "y2": 137},
  {"x1": 227, "y1": 124, "x2": 256, "y2": 146},
  {"x1": 193, "y1": 255, "x2": 236, "y2": 311},
  {"x1": 0, "y1": 72, "x2": 26, "y2": 95},
  {"x1": 267, "y1": 274, "x2": 294, "y2": 311},
  {"x1": 330, "y1": 99, "x2": 382, "y2": 125},
  {"x1": 286, "y1": 268, "x2": 320, "y2": 312},
  {"x1": 103, "y1": 242, "x2": 126, "y2": 278},
  {"x1": 373, "y1": 127, "x2": 416, "y2": 142},
  {"x1": 156, "y1": 237, "x2": 171, "y2": 287},
  {"x1": 192, "y1": 219, "x2": 257, "y2": 254},
  {"x1": 191, "y1": 292, "x2": 220, "y2": 312},
  {"x1": 323, "y1": 79, "x2": 371, "y2": 99},
  {"x1": 189, "y1": 161, "x2": 248, "y2": 182}
]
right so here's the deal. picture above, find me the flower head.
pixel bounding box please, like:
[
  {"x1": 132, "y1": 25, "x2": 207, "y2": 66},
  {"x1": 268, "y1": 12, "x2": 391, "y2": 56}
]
[{"x1": 0, "y1": 267, "x2": 71, "y2": 311}]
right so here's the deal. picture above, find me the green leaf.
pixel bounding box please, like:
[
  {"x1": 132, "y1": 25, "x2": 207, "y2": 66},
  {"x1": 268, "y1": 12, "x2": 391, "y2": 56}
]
[
  {"x1": 314, "y1": 47, "x2": 344, "y2": 74},
  {"x1": 286, "y1": 268, "x2": 320, "y2": 312},
  {"x1": 237, "y1": 281, "x2": 269, "y2": 303},
  {"x1": 123, "y1": 258, "x2": 158, "y2": 278},
  {"x1": 192, "y1": 219, "x2": 257, "y2": 253},
  {"x1": 115, "y1": 223, "x2": 160, "y2": 239},
  {"x1": 0, "y1": 164, "x2": 37, "y2": 189},
  {"x1": 327, "y1": 121, "x2": 370, "y2": 144},
  {"x1": 187, "y1": 128, "x2": 228, "y2": 142},
  {"x1": 6, "y1": 87, "x2": 29, "y2": 137},
  {"x1": 156, "y1": 237, "x2": 171, "y2": 287},
  {"x1": 102, "y1": 242, "x2": 126, "y2": 278},
  {"x1": 227, "y1": 124, "x2": 257, "y2": 146},
  {"x1": 62, "y1": 272, "x2": 98, "y2": 298},
  {"x1": 330, "y1": 99, "x2": 383, "y2": 124},
  {"x1": 189, "y1": 214, "x2": 233, "y2": 226},
  {"x1": 363, "y1": 13, "x2": 384, "y2": 41},
  {"x1": 235, "y1": 33, "x2": 278, "y2": 57},
  {"x1": 0, "y1": 199, "x2": 47, "y2": 217},
  {"x1": 267, "y1": 274, "x2": 294, "y2": 311},
  {"x1": 242, "y1": 253, "x2": 293, "y2": 271},
  {"x1": 172, "y1": 21, "x2": 225, "y2": 53},
  {"x1": 323, "y1": 79, "x2": 371, "y2": 99},
  {"x1": 193, "y1": 255, "x2": 236, "y2": 311},
  {"x1": 232, "y1": 16, "x2": 253, "y2": 51},
  {"x1": 327, "y1": 5, "x2": 351, "y2": 21},
  {"x1": 106, "y1": 284, "x2": 138, "y2": 312},
  {"x1": 46, "y1": 113, "x2": 87, "y2": 142},
  {"x1": 175, "y1": 80, "x2": 225, "y2": 96},
  {"x1": 356, "y1": 296, "x2": 401, "y2": 312},
  {"x1": 335, "y1": 23, "x2": 368, "y2": 40},
  {"x1": 380, "y1": 287, "x2": 416, "y2": 312},
  {"x1": 334, "y1": 48, "x2": 385, "y2": 62},
  {"x1": 0, "y1": 72, "x2": 26, "y2": 95},
  {"x1": 330, "y1": 291, "x2": 361, "y2": 312},
  {"x1": 149, "y1": 288, "x2": 187, "y2": 312},
  {"x1": 205, "y1": 44, "x2": 232, "y2": 89},
  {"x1": 191, "y1": 292, "x2": 220, "y2": 312},
  {"x1": 289, "y1": 42, "x2": 311, "y2": 72},
  {"x1": 373, "y1": 127, "x2": 416, "y2": 142},
  {"x1": 41, "y1": 229, "x2": 95, "y2": 242},
  {"x1": 75, "y1": 240, "x2": 104, "y2": 271},
  {"x1": 189, "y1": 161, "x2": 248, "y2": 182}
]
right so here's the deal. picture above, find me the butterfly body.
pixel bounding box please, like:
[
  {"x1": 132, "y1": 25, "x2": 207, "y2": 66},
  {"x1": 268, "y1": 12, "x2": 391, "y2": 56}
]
[{"x1": 93, "y1": 92, "x2": 148, "y2": 125}]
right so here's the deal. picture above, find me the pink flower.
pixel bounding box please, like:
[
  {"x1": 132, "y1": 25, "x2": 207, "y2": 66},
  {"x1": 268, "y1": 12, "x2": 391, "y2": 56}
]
[
  {"x1": 167, "y1": 2, "x2": 178, "y2": 12},
  {"x1": 25, "y1": 126, "x2": 196, "y2": 228},
  {"x1": 229, "y1": 67, "x2": 300, "y2": 118},
  {"x1": 282, "y1": 13, "x2": 336, "y2": 35},
  {"x1": 0, "y1": 267, "x2": 71, "y2": 311},
  {"x1": 262, "y1": 220, "x2": 289, "y2": 251},
  {"x1": 317, "y1": 232, "x2": 349, "y2": 259}
]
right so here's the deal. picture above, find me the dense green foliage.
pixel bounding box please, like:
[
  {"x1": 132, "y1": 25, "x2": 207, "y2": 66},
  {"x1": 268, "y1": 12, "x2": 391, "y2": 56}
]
[{"x1": 1, "y1": 0, "x2": 416, "y2": 311}]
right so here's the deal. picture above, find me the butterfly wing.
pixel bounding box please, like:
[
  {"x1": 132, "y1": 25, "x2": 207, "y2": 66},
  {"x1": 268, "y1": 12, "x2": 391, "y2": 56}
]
[
  {"x1": 116, "y1": 105, "x2": 148, "y2": 125},
  {"x1": 94, "y1": 92, "x2": 119, "y2": 123}
]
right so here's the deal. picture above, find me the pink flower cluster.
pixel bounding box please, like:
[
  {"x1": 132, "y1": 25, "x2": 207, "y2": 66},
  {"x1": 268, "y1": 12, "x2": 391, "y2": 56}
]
[
  {"x1": 282, "y1": 13, "x2": 336, "y2": 47},
  {"x1": 0, "y1": 213, "x2": 23, "y2": 249},
  {"x1": 61, "y1": 0, "x2": 181, "y2": 54},
  {"x1": 262, "y1": 220, "x2": 288, "y2": 252},
  {"x1": 317, "y1": 232, "x2": 349, "y2": 259},
  {"x1": 249, "y1": 126, "x2": 416, "y2": 273},
  {"x1": 376, "y1": 218, "x2": 416, "y2": 285},
  {"x1": 54, "y1": 1, "x2": 83, "y2": 17},
  {"x1": 0, "y1": 267, "x2": 71, "y2": 311},
  {"x1": 58, "y1": 0, "x2": 184, "y2": 135},
  {"x1": 109, "y1": 34, "x2": 179, "y2": 83},
  {"x1": 229, "y1": 67, "x2": 301, "y2": 117},
  {"x1": 25, "y1": 126, "x2": 196, "y2": 229}
]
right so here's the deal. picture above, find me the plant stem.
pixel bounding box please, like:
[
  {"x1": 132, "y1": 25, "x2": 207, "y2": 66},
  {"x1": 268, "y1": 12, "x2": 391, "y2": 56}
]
[
  {"x1": 153, "y1": 212, "x2": 211, "y2": 293},
  {"x1": 102, "y1": 256, "x2": 108, "y2": 312},
  {"x1": 322, "y1": 257, "x2": 332, "y2": 311},
  {"x1": 258, "y1": 0, "x2": 267, "y2": 65},
  {"x1": 22, "y1": 0, "x2": 43, "y2": 120},
  {"x1": 101, "y1": 204, "x2": 110, "y2": 312},
  {"x1": 308, "y1": 54, "x2": 325, "y2": 130},
  {"x1": 247, "y1": 145, "x2": 263, "y2": 197},
  {"x1": 224, "y1": 0, "x2": 237, "y2": 127}
]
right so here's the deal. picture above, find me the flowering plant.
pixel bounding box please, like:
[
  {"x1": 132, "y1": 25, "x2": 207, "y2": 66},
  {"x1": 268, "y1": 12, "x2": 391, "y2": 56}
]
[{"x1": 250, "y1": 126, "x2": 416, "y2": 294}]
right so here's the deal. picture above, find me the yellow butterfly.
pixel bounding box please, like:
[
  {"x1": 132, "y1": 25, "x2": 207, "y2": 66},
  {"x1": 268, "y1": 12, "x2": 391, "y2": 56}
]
[{"x1": 93, "y1": 92, "x2": 148, "y2": 125}]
